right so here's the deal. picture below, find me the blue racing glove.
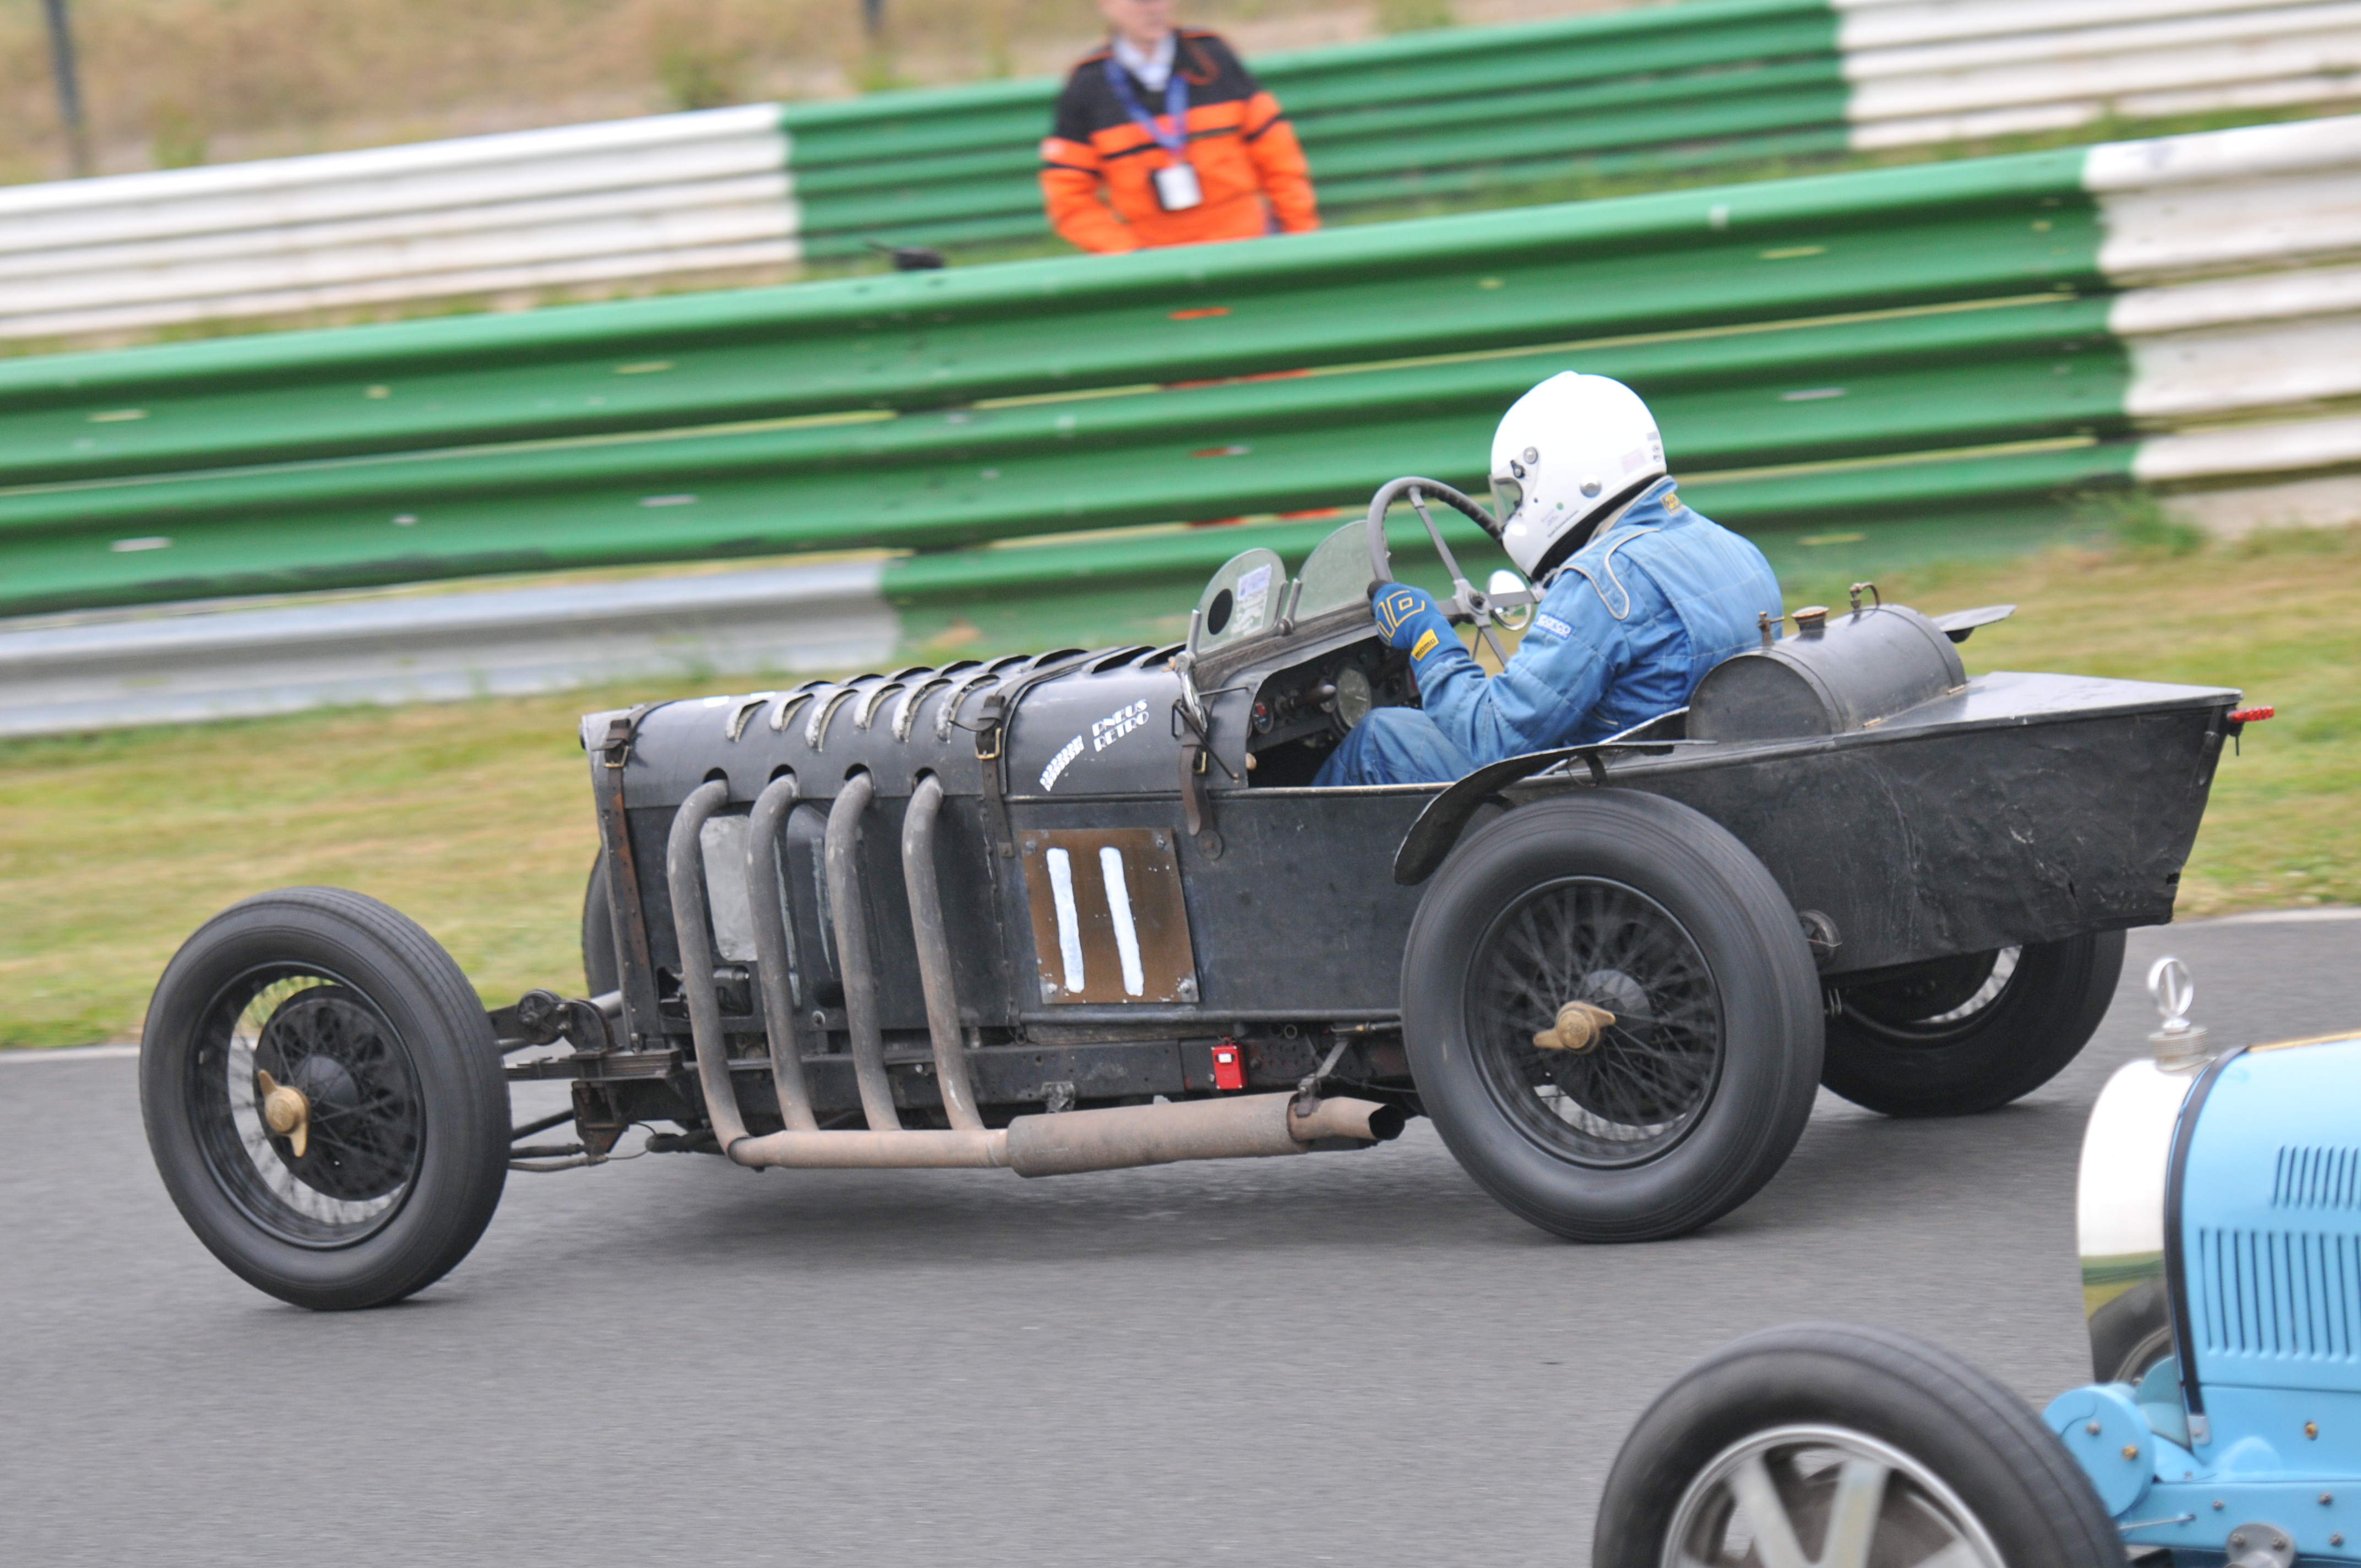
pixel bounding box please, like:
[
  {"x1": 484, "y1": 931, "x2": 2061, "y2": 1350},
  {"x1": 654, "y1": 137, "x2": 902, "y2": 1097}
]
[{"x1": 1371, "y1": 581, "x2": 1457, "y2": 665}]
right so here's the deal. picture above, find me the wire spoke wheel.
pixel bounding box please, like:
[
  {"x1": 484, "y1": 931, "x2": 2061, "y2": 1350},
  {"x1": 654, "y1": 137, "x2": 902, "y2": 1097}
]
[
  {"x1": 1405, "y1": 793, "x2": 1819, "y2": 1240},
  {"x1": 1835, "y1": 950, "x2": 2020, "y2": 1047},
  {"x1": 1467, "y1": 876, "x2": 1723, "y2": 1167},
  {"x1": 1818, "y1": 934, "x2": 2124, "y2": 1119},
  {"x1": 1666, "y1": 1425, "x2": 2005, "y2": 1568},
  {"x1": 188, "y1": 967, "x2": 425, "y2": 1248},
  {"x1": 145, "y1": 888, "x2": 511, "y2": 1309}
]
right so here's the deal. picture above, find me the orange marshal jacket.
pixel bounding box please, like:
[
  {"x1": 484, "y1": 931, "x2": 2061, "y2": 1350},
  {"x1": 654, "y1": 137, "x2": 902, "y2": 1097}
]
[{"x1": 1039, "y1": 30, "x2": 1319, "y2": 254}]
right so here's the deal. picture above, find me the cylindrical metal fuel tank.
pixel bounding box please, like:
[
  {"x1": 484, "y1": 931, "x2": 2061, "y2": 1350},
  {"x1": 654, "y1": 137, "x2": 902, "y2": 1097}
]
[{"x1": 1687, "y1": 602, "x2": 1966, "y2": 741}]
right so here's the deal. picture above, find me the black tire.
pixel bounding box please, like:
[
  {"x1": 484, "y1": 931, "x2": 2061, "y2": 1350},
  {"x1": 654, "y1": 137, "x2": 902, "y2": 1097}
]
[
  {"x1": 1822, "y1": 932, "x2": 2124, "y2": 1118},
  {"x1": 582, "y1": 855, "x2": 619, "y2": 997},
  {"x1": 140, "y1": 888, "x2": 510, "y2": 1311},
  {"x1": 1595, "y1": 1322, "x2": 2121, "y2": 1568},
  {"x1": 2087, "y1": 1277, "x2": 2177, "y2": 1385},
  {"x1": 1402, "y1": 791, "x2": 1823, "y2": 1242}
]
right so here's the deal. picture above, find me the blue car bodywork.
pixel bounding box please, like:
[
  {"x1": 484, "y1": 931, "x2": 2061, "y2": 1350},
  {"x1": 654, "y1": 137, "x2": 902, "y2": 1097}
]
[{"x1": 2047, "y1": 1034, "x2": 2361, "y2": 1563}]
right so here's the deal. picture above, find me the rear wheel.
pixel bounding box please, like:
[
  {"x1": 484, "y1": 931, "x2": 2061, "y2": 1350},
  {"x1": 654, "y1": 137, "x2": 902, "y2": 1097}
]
[
  {"x1": 141, "y1": 888, "x2": 510, "y2": 1310},
  {"x1": 1595, "y1": 1323, "x2": 2122, "y2": 1568},
  {"x1": 1402, "y1": 791, "x2": 1823, "y2": 1242},
  {"x1": 1821, "y1": 933, "x2": 2124, "y2": 1118}
]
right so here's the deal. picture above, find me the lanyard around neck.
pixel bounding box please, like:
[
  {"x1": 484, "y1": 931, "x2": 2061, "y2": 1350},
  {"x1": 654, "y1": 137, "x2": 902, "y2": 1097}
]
[{"x1": 1106, "y1": 52, "x2": 1189, "y2": 157}]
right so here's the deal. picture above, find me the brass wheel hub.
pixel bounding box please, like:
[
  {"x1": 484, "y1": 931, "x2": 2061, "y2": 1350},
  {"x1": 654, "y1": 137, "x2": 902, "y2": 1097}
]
[
  {"x1": 255, "y1": 1070, "x2": 312, "y2": 1158},
  {"x1": 1533, "y1": 1000, "x2": 1615, "y2": 1053}
]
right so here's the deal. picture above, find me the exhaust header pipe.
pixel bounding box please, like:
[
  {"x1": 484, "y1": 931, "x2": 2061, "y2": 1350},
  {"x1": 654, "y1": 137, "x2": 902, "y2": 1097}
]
[
  {"x1": 660, "y1": 777, "x2": 1408, "y2": 1180},
  {"x1": 724, "y1": 1093, "x2": 1407, "y2": 1174}
]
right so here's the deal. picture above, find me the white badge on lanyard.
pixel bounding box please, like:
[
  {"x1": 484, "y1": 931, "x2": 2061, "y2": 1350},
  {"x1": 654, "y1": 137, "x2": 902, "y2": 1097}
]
[
  {"x1": 1152, "y1": 161, "x2": 1203, "y2": 212},
  {"x1": 1109, "y1": 55, "x2": 1204, "y2": 213}
]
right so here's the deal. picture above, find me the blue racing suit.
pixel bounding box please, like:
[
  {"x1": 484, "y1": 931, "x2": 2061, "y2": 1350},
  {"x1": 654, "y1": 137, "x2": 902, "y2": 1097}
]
[{"x1": 1313, "y1": 478, "x2": 1781, "y2": 786}]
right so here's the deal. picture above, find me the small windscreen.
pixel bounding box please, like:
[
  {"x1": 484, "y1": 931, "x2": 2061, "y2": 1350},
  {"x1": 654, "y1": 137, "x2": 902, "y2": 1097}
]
[
  {"x1": 1193, "y1": 547, "x2": 1287, "y2": 654},
  {"x1": 1293, "y1": 520, "x2": 1375, "y2": 622}
]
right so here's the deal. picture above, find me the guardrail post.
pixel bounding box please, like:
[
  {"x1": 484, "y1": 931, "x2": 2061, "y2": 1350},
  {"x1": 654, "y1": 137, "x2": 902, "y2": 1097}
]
[{"x1": 41, "y1": 0, "x2": 91, "y2": 178}]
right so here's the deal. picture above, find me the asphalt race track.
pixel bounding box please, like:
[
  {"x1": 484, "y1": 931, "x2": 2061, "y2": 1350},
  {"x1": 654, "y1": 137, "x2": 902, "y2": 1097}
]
[{"x1": 4, "y1": 914, "x2": 2355, "y2": 1567}]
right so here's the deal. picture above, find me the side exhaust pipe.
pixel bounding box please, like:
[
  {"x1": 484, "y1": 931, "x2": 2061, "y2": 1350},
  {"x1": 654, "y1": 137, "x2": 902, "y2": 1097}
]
[
  {"x1": 901, "y1": 774, "x2": 984, "y2": 1132},
  {"x1": 668, "y1": 779, "x2": 751, "y2": 1150},
  {"x1": 1002, "y1": 1092, "x2": 1408, "y2": 1176},
  {"x1": 823, "y1": 772, "x2": 901, "y2": 1133},
  {"x1": 732, "y1": 1128, "x2": 1007, "y2": 1168},
  {"x1": 725, "y1": 1093, "x2": 1408, "y2": 1173},
  {"x1": 745, "y1": 773, "x2": 818, "y2": 1133}
]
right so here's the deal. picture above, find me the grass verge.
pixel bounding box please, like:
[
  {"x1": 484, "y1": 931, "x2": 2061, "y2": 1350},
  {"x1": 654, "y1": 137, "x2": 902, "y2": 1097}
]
[{"x1": 2, "y1": 523, "x2": 2352, "y2": 1048}]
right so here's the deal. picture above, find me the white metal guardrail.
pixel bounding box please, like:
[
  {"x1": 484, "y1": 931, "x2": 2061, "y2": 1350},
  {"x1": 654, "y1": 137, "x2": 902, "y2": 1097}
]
[
  {"x1": 1, "y1": 0, "x2": 2357, "y2": 343},
  {"x1": 0, "y1": 106, "x2": 796, "y2": 343},
  {"x1": 1838, "y1": 0, "x2": 2361, "y2": 146},
  {"x1": 2091, "y1": 116, "x2": 2361, "y2": 532},
  {"x1": 0, "y1": 562, "x2": 894, "y2": 737}
]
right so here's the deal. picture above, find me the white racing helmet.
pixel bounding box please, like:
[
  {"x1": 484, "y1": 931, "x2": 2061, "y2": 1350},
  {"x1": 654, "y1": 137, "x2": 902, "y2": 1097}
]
[{"x1": 1488, "y1": 372, "x2": 1667, "y2": 577}]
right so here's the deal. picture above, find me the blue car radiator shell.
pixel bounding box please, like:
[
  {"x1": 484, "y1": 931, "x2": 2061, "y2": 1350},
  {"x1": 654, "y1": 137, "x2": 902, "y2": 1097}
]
[
  {"x1": 2049, "y1": 1034, "x2": 2361, "y2": 1562},
  {"x1": 2183, "y1": 1036, "x2": 2361, "y2": 1400}
]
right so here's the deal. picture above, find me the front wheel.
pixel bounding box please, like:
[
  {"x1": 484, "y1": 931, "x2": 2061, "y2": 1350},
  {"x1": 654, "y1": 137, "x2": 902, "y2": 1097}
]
[
  {"x1": 1595, "y1": 1323, "x2": 2122, "y2": 1568},
  {"x1": 1821, "y1": 933, "x2": 2124, "y2": 1118},
  {"x1": 140, "y1": 888, "x2": 510, "y2": 1310},
  {"x1": 1402, "y1": 790, "x2": 1823, "y2": 1242}
]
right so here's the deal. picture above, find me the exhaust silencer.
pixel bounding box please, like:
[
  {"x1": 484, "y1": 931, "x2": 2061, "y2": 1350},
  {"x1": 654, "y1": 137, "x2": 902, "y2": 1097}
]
[{"x1": 1003, "y1": 1092, "x2": 1407, "y2": 1178}]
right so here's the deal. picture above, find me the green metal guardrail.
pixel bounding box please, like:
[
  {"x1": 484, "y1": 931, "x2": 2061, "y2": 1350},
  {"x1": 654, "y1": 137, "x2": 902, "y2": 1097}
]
[
  {"x1": 0, "y1": 144, "x2": 2094, "y2": 480},
  {"x1": 774, "y1": 0, "x2": 2361, "y2": 259},
  {"x1": 775, "y1": 0, "x2": 2361, "y2": 258},
  {"x1": 6, "y1": 114, "x2": 2357, "y2": 620},
  {"x1": 0, "y1": 149, "x2": 2117, "y2": 615},
  {"x1": 0, "y1": 151, "x2": 2128, "y2": 614},
  {"x1": 779, "y1": 0, "x2": 1846, "y2": 255},
  {"x1": 10, "y1": 0, "x2": 2353, "y2": 352}
]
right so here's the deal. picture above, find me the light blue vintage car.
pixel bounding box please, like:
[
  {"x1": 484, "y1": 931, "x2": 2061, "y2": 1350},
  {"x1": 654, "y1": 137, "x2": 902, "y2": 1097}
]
[{"x1": 1595, "y1": 961, "x2": 2361, "y2": 1568}]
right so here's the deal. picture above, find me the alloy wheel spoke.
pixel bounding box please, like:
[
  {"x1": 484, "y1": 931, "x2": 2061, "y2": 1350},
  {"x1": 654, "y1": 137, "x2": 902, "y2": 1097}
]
[
  {"x1": 1728, "y1": 1455, "x2": 1815, "y2": 1568},
  {"x1": 1820, "y1": 1457, "x2": 1893, "y2": 1568}
]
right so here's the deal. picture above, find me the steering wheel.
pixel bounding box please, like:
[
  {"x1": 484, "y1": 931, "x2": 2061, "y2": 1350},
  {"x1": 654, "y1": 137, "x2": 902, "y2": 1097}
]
[{"x1": 1364, "y1": 476, "x2": 1538, "y2": 665}]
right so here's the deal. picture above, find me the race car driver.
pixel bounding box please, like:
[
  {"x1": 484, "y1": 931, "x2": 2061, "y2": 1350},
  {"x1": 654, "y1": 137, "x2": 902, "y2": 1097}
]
[
  {"x1": 1314, "y1": 372, "x2": 1782, "y2": 786},
  {"x1": 1038, "y1": 0, "x2": 1319, "y2": 253}
]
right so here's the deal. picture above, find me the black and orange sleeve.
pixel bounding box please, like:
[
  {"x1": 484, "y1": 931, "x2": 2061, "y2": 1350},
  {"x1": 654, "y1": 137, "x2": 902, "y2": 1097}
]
[
  {"x1": 1040, "y1": 75, "x2": 1138, "y2": 254},
  {"x1": 1241, "y1": 89, "x2": 1319, "y2": 235}
]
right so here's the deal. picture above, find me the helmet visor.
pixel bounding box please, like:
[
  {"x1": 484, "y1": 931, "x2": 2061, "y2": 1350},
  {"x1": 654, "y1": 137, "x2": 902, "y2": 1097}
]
[{"x1": 1488, "y1": 475, "x2": 1522, "y2": 528}]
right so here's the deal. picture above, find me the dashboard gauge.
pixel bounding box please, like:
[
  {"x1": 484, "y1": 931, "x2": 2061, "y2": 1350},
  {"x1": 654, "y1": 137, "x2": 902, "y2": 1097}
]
[{"x1": 1332, "y1": 666, "x2": 1374, "y2": 727}]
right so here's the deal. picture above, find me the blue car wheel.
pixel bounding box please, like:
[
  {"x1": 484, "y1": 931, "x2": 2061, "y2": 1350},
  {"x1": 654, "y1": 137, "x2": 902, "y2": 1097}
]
[{"x1": 1597, "y1": 1323, "x2": 2122, "y2": 1568}]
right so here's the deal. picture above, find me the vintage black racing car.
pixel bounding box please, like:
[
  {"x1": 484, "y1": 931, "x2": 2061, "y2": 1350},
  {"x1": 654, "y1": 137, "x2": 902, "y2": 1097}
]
[{"x1": 139, "y1": 480, "x2": 2266, "y2": 1309}]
